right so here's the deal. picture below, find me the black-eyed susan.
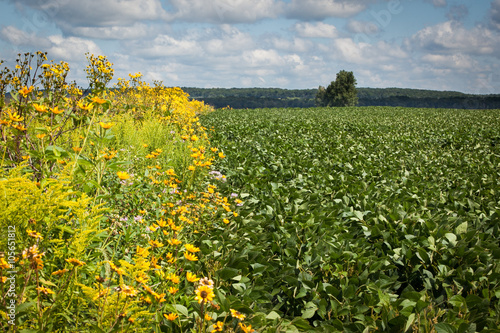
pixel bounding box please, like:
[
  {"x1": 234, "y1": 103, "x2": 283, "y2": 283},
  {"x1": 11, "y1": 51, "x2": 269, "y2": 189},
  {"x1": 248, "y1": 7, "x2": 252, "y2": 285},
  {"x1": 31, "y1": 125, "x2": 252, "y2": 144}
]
[
  {"x1": 199, "y1": 277, "x2": 214, "y2": 288},
  {"x1": 66, "y1": 258, "x2": 85, "y2": 267},
  {"x1": 194, "y1": 285, "x2": 215, "y2": 304},
  {"x1": 230, "y1": 309, "x2": 246, "y2": 320}
]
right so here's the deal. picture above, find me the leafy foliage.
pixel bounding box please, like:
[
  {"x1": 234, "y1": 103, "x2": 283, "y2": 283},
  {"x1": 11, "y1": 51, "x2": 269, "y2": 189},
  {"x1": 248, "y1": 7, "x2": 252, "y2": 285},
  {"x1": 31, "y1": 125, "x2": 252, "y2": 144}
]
[
  {"x1": 201, "y1": 107, "x2": 500, "y2": 332},
  {"x1": 316, "y1": 70, "x2": 358, "y2": 107}
]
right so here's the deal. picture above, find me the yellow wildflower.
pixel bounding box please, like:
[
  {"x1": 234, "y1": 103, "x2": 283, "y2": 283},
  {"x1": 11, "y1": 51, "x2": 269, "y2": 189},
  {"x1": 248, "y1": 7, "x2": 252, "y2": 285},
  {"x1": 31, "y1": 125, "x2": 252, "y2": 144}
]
[
  {"x1": 186, "y1": 271, "x2": 199, "y2": 282},
  {"x1": 164, "y1": 313, "x2": 178, "y2": 321},
  {"x1": 230, "y1": 309, "x2": 246, "y2": 320},
  {"x1": 99, "y1": 122, "x2": 114, "y2": 129},
  {"x1": 168, "y1": 286, "x2": 179, "y2": 295},
  {"x1": 238, "y1": 323, "x2": 255, "y2": 333},
  {"x1": 194, "y1": 285, "x2": 215, "y2": 304},
  {"x1": 211, "y1": 321, "x2": 224, "y2": 332},
  {"x1": 51, "y1": 269, "x2": 69, "y2": 276},
  {"x1": 184, "y1": 252, "x2": 198, "y2": 261},
  {"x1": 117, "y1": 171, "x2": 130, "y2": 180},
  {"x1": 37, "y1": 286, "x2": 55, "y2": 295},
  {"x1": 184, "y1": 244, "x2": 200, "y2": 253},
  {"x1": 121, "y1": 285, "x2": 138, "y2": 297},
  {"x1": 66, "y1": 258, "x2": 85, "y2": 267}
]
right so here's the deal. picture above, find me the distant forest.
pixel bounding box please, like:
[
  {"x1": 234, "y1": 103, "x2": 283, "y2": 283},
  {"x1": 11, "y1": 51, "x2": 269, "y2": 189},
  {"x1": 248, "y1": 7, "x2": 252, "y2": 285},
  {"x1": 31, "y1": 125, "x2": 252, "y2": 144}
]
[{"x1": 182, "y1": 87, "x2": 500, "y2": 109}]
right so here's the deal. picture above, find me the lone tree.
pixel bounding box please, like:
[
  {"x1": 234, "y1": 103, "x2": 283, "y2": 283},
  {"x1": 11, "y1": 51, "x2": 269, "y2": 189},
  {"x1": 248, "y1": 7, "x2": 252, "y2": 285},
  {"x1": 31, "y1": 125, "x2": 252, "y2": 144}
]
[{"x1": 316, "y1": 70, "x2": 358, "y2": 107}]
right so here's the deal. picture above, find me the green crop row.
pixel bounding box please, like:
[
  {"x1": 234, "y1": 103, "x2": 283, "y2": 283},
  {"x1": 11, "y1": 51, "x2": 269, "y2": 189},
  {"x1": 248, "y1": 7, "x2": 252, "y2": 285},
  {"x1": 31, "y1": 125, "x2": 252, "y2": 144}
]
[{"x1": 201, "y1": 107, "x2": 500, "y2": 332}]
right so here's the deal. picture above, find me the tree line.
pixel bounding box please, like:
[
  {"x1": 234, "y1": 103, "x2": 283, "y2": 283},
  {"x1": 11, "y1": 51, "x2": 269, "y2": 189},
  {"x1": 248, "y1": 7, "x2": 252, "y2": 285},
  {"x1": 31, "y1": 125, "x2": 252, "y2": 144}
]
[{"x1": 183, "y1": 77, "x2": 500, "y2": 109}]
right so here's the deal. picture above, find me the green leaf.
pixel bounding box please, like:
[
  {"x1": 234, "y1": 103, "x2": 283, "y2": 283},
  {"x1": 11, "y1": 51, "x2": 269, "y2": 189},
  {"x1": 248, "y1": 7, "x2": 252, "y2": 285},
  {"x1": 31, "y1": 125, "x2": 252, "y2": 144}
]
[
  {"x1": 266, "y1": 311, "x2": 281, "y2": 320},
  {"x1": 405, "y1": 313, "x2": 416, "y2": 332},
  {"x1": 174, "y1": 304, "x2": 189, "y2": 317},
  {"x1": 434, "y1": 323, "x2": 456, "y2": 333},
  {"x1": 455, "y1": 222, "x2": 467, "y2": 235}
]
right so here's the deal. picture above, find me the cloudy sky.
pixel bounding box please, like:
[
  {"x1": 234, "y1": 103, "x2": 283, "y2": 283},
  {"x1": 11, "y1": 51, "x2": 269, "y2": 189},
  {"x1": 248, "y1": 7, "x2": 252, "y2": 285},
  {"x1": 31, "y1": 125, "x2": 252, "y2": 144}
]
[{"x1": 0, "y1": 0, "x2": 499, "y2": 94}]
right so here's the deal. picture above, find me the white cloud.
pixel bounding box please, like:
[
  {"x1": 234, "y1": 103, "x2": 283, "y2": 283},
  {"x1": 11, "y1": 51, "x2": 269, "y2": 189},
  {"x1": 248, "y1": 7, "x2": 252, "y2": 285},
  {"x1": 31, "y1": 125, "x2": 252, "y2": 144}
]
[
  {"x1": 285, "y1": 0, "x2": 369, "y2": 20},
  {"x1": 164, "y1": 0, "x2": 283, "y2": 23},
  {"x1": 69, "y1": 23, "x2": 151, "y2": 40},
  {"x1": 407, "y1": 21, "x2": 499, "y2": 56},
  {"x1": 294, "y1": 22, "x2": 338, "y2": 38},
  {"x1": 421, "y1": 53, "x2": 478, "y2": 71},
  {"x1": 0, "y1": 25, "x2": 100, "y2": 61},
  {"x1": 346, "y1": 20, "x2": 379, "y2": 34},
  {"x1": 11, "y1": 0, "x2": 167, "y2": 32},
  {"x1": 0, "y1": 25, "x2": 50, "y2": 48},
  {"x1": 46, "y1": 35, "x2": 101, "y2": 60}
]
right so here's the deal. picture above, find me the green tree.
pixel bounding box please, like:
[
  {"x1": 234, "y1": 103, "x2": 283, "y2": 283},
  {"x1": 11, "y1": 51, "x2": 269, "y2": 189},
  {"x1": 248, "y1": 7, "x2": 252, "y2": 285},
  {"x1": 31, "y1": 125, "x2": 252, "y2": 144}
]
[{"x1": 316, "y1": 70, "x2": 358, "y2": 107}]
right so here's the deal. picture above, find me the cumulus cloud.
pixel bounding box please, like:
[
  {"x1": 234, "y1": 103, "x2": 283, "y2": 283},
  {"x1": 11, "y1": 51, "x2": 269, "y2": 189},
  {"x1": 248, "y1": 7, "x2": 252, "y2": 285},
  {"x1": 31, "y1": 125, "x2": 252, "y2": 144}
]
[
  {"x1": 164, "y1": 0, "x2": 283, "y2": 23},
  {"x1": 294, "y1": 22, "x2": 338, "y2": 38},
  {"x1": 10, "y1": 0, "x2": 167, "y2": 33},
  {"x1": 407, "y1": 21, "x2": 499, "y2": 56},
  {"x1": 285, "y1": 0, "x2": 369, "y2": 20}
]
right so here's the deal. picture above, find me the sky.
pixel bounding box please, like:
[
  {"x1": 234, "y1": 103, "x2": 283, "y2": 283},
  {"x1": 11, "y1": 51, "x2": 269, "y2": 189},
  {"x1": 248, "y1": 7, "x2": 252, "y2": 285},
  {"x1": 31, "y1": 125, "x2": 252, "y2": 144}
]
[{"x1": 0, "y1": 0, "x2": 499, "y2": 94}]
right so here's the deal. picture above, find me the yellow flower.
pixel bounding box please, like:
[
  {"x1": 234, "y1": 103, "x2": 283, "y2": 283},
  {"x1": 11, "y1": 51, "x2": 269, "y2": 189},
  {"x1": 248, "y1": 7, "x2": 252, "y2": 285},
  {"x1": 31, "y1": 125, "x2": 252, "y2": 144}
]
[
  {"x1": 188, "y1": 165, "x2": 196, "y2": 171},
  {"x1": 149, "y1": 240, "x2": 164, "y2": 248},
  {"x1": 166, "y1": 273, "x2": 180, "y2": 284},
  {"x1": 186, "y1": 271, "x2": 199, "y2": 283},
  {"x1": 51, "y1": 106, "x2": 64, "y2": 114},
  {"x1": 72, "y1": 147, "x2": 82, "y2": 153},
  {"x1": 36, "y1": 286, "x2": 54, "y2": 295},
  {"x1": 66, "y1": 258, "x2": 85, "y2": 267},
  {"x1": 135, "y1": 274, "x2": 148, "y2": 284},
  {"x1": 184, "y1": 252, "x2": 198, "y2": 261},
  {"x1": 218, "y1": 152, "x2": 225, "y2": 159},
  {"x1": 117, "y1": 171, "x2": 130, "y2": 180},
  {"x1": 0, "y1": 258, "x2": 10, "y2": 269},
  {"x1": 136, "y1": 246, "x2": 150, "y2": 257},
  {"x1": 33, "y1": 103, "x2": 48, "y2": 113},
  {"x1": 91, "y1": 96, "x2": 107, "y2": 104},
  {"x1": 211, "y1": 321, "x2": 224, "y2": 332},
  {"x1": 19, "y1": 86, "x2": 34, "y2": 97},
  {"x1": 223, "y1": 218, "x2": 230, "y2": 224},
  {"x1": 184, "y1": 244, "x2": 200, "y2": 253},
  {"x1": 7, "y1": 111, "x2": 24, "y2": 122},
  {"x1": 190, "y1": 134, "x2": 199, "y2": 141},
  {"x1": 51, "y1": 268, "x2": 69, "y2": 276},
  {"x1": 1, "y1": 277, "x2": 7, "y2": 283},
  {"x1": 230, "y1": 309, "x2": 246, "y2": 321},
  {"x1": 167, "y1": 238, "x2": 181, "y2": 246},
  {"x1": 164, "y1": 313, "x2": 178, "y2": 321},
  {"x1": 121, "y1": 285, "x2": 138, "y2": 297},
  {"x1": 233, "y1": 212, "x2": 239, "y2": 217},
  {"x1": 27, "y1": 229, "x2": 43, "y2": 240},
  {"x1": 77, "y1": 100, "x2": 94, "y2": 111},
  {"x1": 194, "y1": 285, "x2": 215, "y2": 304},
  {"x1": 99, "y1": 122, "x2": 114, "y2": 129},
  {"x1": 168, "y1": 286, "x2": 179, "y2": 294},
  {"x1": 238, "y1": 323, "x2": 255, "y2": 333},
  {"x1": 205, "y1": 313, "x2": 213, "y2": 321}
]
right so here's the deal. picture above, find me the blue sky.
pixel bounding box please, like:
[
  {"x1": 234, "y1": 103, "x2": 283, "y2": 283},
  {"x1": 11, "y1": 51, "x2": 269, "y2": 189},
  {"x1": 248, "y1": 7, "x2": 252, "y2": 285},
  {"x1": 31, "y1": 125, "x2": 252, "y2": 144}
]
[{"x1": 1, "y1": 0, "x2": 499, "y2": 94}]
